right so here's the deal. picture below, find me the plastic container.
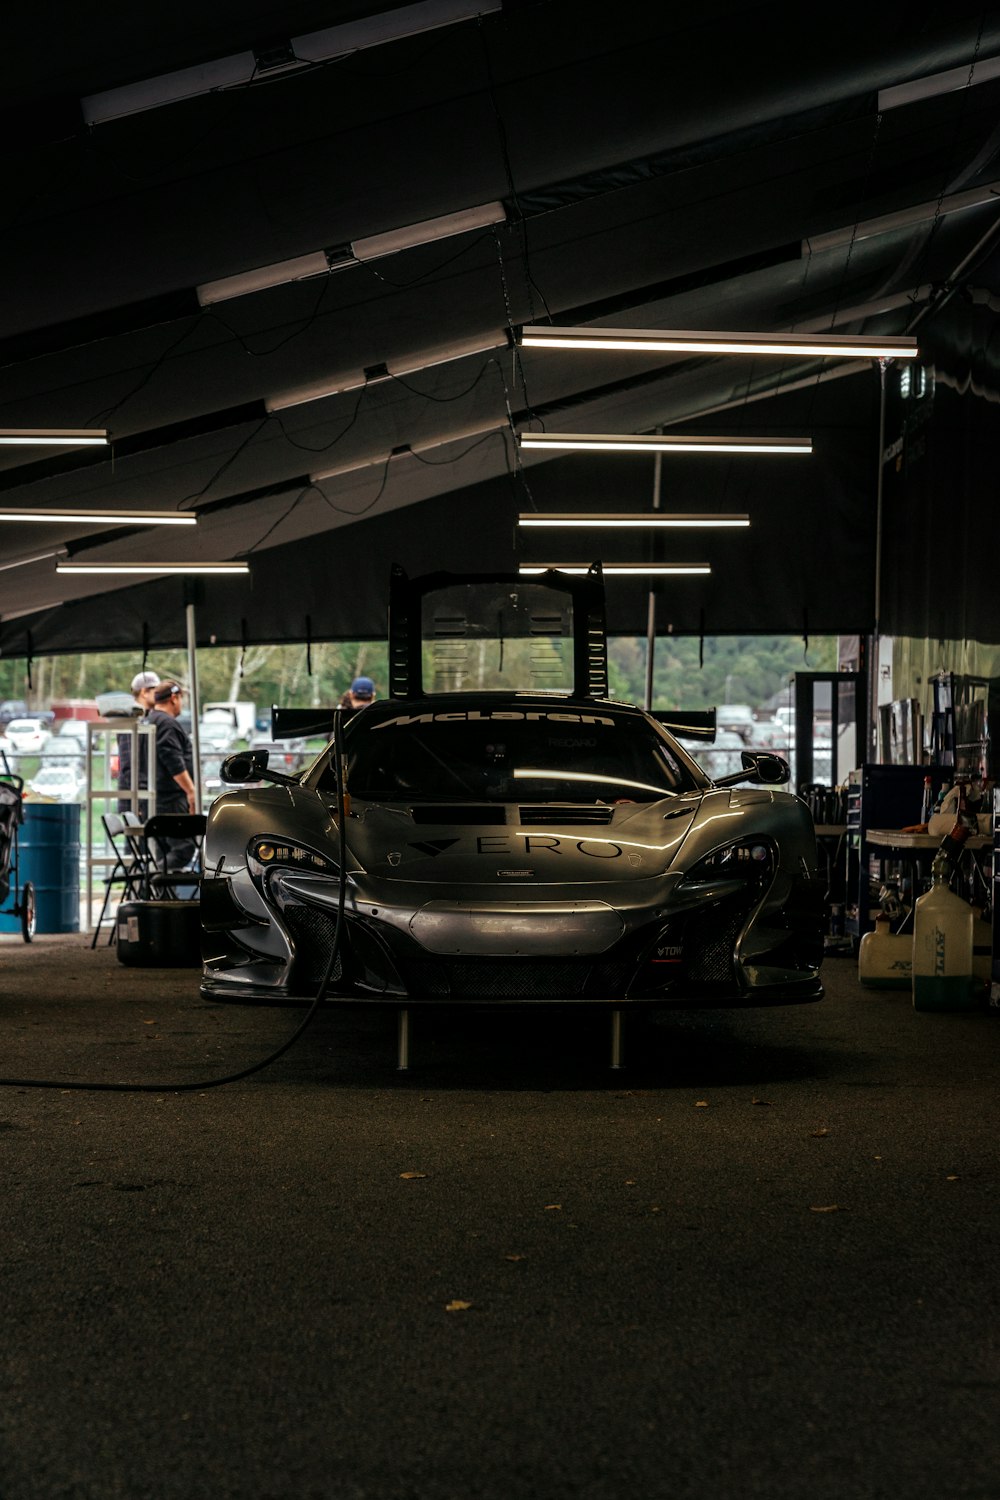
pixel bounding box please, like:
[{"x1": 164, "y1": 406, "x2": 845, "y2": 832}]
[
  {"x1": 858, "y1": 917, "x2": 912, "y2": 989},
  {"x1": 912, "y1": 853, "x2": 977, "y2": 1011},
  {"x1": 115, "y1": 900, "x2": 201, "y2": 967},
  {"x1": 0, "y1": 802, "x2": 80, "y2": 934}
]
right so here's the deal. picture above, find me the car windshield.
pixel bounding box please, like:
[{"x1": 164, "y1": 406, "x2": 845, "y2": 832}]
[{"x1": 314, "y1": 705, "x2": 704, "y2": 803}]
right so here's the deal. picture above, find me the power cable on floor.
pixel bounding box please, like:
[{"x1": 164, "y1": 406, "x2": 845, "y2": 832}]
[{"x1": 0, "y1": 715, "x2": 348, "y2": 1094}]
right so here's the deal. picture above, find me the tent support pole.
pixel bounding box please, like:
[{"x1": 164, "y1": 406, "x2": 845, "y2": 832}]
[
  {"x1": 643, "y1": 443, "x2": 664, "y2": 712},
  {"x1": 186, "y1": 602, "x2": 203, "y2": 809},
  {"x1": 869, "y1": 359, "x2": 888, "y2": 762}
]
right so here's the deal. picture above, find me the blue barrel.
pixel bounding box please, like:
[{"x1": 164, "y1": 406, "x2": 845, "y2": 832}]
[{"x1": 0, "y1": 802, "x2": 81, "y2": 934}]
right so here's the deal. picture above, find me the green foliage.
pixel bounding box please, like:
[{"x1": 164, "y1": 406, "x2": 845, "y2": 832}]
[
  {"x1": 607, "y1": 633, "x2": 838, "y2": 711},
  {"x1": 0, "y1": 642, "x2": 390, "y2": 719},
  {"x1": 1, "y1": 634, "x2": 835, "y2": 718}
]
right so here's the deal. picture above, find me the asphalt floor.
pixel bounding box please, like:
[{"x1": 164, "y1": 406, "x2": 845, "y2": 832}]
[{"x1": 1, "y1": 934, "x2": 999, "y2": 1500}]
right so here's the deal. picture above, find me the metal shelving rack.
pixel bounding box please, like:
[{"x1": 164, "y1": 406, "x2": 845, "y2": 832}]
[{"x1": 83, "y1": 717, "x2": 157, "y2": 931}]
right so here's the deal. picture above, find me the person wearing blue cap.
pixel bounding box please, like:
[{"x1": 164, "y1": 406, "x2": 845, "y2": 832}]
[{"x1": 338, "y1": 676, "x2": 376, "y2": 713}]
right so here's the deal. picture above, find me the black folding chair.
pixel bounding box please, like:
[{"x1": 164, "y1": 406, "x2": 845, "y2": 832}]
[
  {"x1": 142, "y1": 813, "x2": 206, "y2": 899},
  {"x1": 91, "y1": 812, "x2": 150, "y2": 947}
]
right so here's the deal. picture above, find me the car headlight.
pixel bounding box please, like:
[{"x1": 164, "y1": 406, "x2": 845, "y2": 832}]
[
  {"x1": 247, "y1": 836, "x2": 339, "y2": 885},
  {"x1": 685, "y1": 838, "x2": 776, "y2": 882}
]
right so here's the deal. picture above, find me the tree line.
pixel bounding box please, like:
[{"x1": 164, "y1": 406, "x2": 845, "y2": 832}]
[{"x1": 0, "y1": 633, "x2": 836, "y2": 720}]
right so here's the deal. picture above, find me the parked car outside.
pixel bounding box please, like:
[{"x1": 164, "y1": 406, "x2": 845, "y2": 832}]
[
  {"x1": 40, "y1": 736, "x2": 84, "y2": 766},
  {"x1": 0, "y1": 699, "x2": 28, "y2": 726},
  {"x1": 3, "y1": 717, "x2": 52, "y2": 754},
  {"x1": 55, "y1": 720, "x2": 90, "y2": 749},
  {"x1": 28, "y1": 762, "x2": 83, "y2": 802},
  {"x1": 716, "y1": 704, "x2": 756, "y2": 742},
  {"x1": 677, "y1": 728, "x2": 749, "y2": 779},
  {"x1": 247, "y1": 732, "x2": 307, "y2": 773},
  {"x1": 199, "y1": 708, "x2": 241, "y2": 754}
]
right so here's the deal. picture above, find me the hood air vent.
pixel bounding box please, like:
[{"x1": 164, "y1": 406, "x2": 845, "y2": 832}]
[{"x1": 518, "y1": 806, "x2": 615, "y2": 825}]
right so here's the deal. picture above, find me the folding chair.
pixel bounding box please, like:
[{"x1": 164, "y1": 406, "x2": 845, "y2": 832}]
[
  {"x1": 142, "y1": 813, "x2": 206, "y2": 900},
  {"x1": 91, "y1": 813, "x2": 150, "y2": 947}
]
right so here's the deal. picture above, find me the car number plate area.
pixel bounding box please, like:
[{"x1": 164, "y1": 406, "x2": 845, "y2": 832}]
[{"x1": 410, "y1": 901, "x2": 623, "y2": 955}]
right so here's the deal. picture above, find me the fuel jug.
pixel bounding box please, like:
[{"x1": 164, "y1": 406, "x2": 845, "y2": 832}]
[{"x1": 912, "y1": 853, "x2": 977, "y2": 1011}]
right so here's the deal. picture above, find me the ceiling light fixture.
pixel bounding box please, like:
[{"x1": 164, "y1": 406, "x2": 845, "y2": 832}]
[
  {"x1": 83, "y1": 0, "x2": 502, "y2": 125},
  {"x1": 517, "y1": 563, "x2": 711, "y2": 576},
  {"x1": 518, "y1": 326, "x2": 919, "y2": 359},
  {"x1": 518, "y1": 432, "x2": 811, "y2": 454},
  {"x1": 56, "y1": 561, "x2": 249, "y2": 575},
  {"x1": 0, "y1": 428, "x2": 110, "y2": 447},
  {"x1": 196, "y1": 248, "x2": 355, "y2": 306},
  {"x1": 879, "y1": 53, "x2": 1000, "y2": 111},
  {"x1": 294, "y1": 0, "x2": 502, "y2": 63},
  {"x1": 0, "y1": 509, "x2": 195, "y2": 525},
  {"x1": 267, "y1": 331, "x2": 506, "y2": 413},
  {"x1": 198, "y1": 200, "x2": 505, "y2": 307},
  {"x1": 518, "y1": 513, "x2": 749, "y2": 528},
  {"x1": 805, "y1": 181, "x2": 1000, "y2": 256}
]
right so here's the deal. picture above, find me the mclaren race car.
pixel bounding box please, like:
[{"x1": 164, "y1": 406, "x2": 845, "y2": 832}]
[{"x1": 200, "y1": 566, "x2": 825, "y2": 1011}]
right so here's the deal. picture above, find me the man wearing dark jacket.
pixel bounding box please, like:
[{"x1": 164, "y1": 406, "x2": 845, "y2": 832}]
[
  {"x1": 146, "y1": 680, "x2": 198, "y2": 869},
  {"x1": 117, "y1": 669, "x2": 160, "y2": 813}
]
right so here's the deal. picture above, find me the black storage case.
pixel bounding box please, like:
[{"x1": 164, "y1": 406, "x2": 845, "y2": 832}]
[{"x1": 116, "y1": 900, "x2": 201, "y2": 967}]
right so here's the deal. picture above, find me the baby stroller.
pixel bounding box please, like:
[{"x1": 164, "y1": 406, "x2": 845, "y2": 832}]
[{"x1": 0, "y1": 769, "x2": 36, "y2": 942}]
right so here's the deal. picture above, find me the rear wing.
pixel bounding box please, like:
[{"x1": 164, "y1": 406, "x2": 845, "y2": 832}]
[
  {"x1": 387, "y1": 563, "x2": 608, "y2": 700},
  {"x1": 652, "y1": 709, "x2": 717, "y2": 741}
]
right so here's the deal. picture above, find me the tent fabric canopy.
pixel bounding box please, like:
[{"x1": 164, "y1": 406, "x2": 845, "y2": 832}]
[{"x1": 3, "y1": 4, "x2": 1000, "y2": 655}]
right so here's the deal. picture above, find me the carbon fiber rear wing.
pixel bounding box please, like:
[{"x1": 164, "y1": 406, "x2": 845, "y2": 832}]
[
  {"x1": 651, "y1": 710, "x2": 717, "y2": 741},
  {"x1": 387, "y1": 562, "x2": 608, "y2": 700}
]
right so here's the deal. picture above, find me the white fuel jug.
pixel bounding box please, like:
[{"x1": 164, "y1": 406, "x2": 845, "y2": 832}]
[
  {"x1": 912, "y1": 853, "x2": 976, "y2": 1012},
  {"x1": 858, "y1": 916, "x2": 913, "y2": 989}
]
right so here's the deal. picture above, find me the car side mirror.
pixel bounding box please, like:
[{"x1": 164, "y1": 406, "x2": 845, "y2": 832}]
[
  {"x1": 220, "y1": 750, "x2": 298, "y2": 787},
  {"x1": 221, "y1": 751, "x2": 267, "y2": 784},
  {"x1": 742, "y1": 750, "x2": 789, "y2": 784}
]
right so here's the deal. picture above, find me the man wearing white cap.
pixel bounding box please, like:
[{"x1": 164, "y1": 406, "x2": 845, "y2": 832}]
[
  {"x1": 118, "y1": 670, "x2": 160, "y2": 813},
  {"x1": 130, "y1": 670, "x2": 160, "y2": 710}
]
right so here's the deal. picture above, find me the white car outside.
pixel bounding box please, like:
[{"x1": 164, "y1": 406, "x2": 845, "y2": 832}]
[
  {"x1": 28, "y1": 762, "x2": 82, "y2": 802},
  {"x1": 4, "y1": 717, "x2": 52, "y2": 754}
]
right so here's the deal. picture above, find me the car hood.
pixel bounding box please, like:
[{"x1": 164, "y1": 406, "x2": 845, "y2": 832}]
[{"x1": 345, "y1": 795, "x2": 705, "y2": 886}]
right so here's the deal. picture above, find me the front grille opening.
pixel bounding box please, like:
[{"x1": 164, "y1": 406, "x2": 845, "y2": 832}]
[
  {"x1": 682, "y1": 903, "x2": 748, "y2": 983},
  {"x1": 284, "y1": 904, "x2": 343, "y2": 989},
  {"x1": 403, "y1": 958, "x2": 630, "y2": 1000}
]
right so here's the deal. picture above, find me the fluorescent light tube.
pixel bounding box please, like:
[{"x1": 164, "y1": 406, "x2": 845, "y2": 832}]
[
  {"x1": 203, "y1": 200, "x2": 503, "y2": 309},
  {"x1": 518, "y1": 432, "x2": 811, "y2": 454},
  {"x1": 83, "y1": 2, "x2": 503, "y2": 126},
  {"x1": 83, "y1": 54, "x2": 257, "y2": 126},
  {"x1": 518, "y1": 513, "x2": 749, "y2": 528},
  {"x1": 197, "y1": 249, "x2": 354, "y2": 307},
  {"x1": 518, "y1": 326, "x2": 919, "y2": 359},
  {"x1": 268, "y1": 332, "x2": 505, "y2": 413},
  {"x1": 0, "y1": 509, "x2": 196, "y2": 525},
  {"x1": 517, "y1": 563, "x2": 711, "y2": 576},
  {"x1": 805, "y1": 181, "x2": 1000, "y2": 255},
  {"x1": 0, "y1": 428, "x2": 110, "y2": 446},
  {"x1": 294, "y1": 0, "x2": 502, "y2": 61},
  {"x1": 879, "y1": 53, "x2": 1000, "y2": 111},
  {"x1": 0, "y1": 550, "x2": 65, "y2": 574},
  {"x1": 352, "y1": 201, "x2": 506, "y2": 260},
  {"x1": 56, "y1": 562, "x2": 248, "y2": 575}
]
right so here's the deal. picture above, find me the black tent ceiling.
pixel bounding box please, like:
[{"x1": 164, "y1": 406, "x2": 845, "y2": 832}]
[{"x1": 3, "y1": 2, "x2": 1000, "y2": 655}]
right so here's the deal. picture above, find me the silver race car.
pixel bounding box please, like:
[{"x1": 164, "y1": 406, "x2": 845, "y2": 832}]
[{"x1": 200, "y1": 567, "x2": 824, "y2": 1011}]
